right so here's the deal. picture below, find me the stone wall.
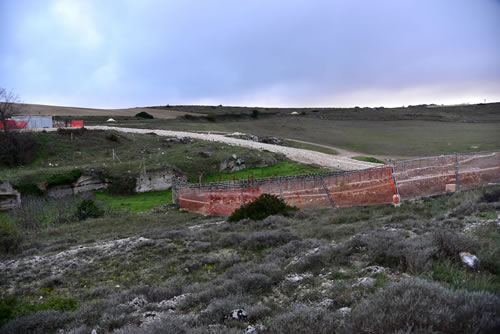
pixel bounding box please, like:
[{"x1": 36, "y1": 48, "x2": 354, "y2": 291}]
[
  {"x1": 0, "y1": 180, "x2": 21, "y2": 211},
  {"x1": 135, "y1": 168, "x2": 177, "y2": 193},
  {"x1": 176, "y1": 151, "x2": 500, "y2": 216}
]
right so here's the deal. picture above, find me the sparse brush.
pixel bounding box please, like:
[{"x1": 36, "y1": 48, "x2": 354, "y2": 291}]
[
  {"x1": 228, "y1": 194, "x2": 298, "y2": 222},
  {"x1": 342, "y1": 278, "x2": 500, "y2": 334}
]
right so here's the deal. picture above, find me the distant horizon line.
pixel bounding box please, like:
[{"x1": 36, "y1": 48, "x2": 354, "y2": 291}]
[{"x1": 15, "y1": 101, "x2": 500, "y2": 110}]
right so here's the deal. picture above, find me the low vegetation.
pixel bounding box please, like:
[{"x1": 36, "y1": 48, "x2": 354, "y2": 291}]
[
  {"x1": 0, "y1": 185, "x2": 498, "y2": 333},
  {"x1": 95, "y1": 190, "x2": 172, "y2": 213},
  {"x1": 228, "y1": 194, "x2": 298, "y2": 222},
  {"x1": 351, "y1": 156, "x2": 385, "y2": 164}
]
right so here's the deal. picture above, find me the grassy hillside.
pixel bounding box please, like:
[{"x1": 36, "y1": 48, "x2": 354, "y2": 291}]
[
  {"x1": 2, "y1": 129, "x2": 328, "y2": 196},
  {"x1": 77, "y1": 103, "x2": 500, "y2": 157},
  {"x1": 0, "y1": 186, "x2": 499, "y2": 332}
]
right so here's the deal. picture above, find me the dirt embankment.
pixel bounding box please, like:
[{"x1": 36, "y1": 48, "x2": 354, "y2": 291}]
[{"x1": 83, "y1": 126, "x2": 381, "y2": 171}]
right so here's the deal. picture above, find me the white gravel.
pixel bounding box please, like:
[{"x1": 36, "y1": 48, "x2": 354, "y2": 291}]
[{"x1": 83, "y1": 126, "x2": 380, "y2": 170}]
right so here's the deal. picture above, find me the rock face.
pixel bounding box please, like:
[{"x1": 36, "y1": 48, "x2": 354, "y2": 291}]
[
  {"x1": 0, "y1": 180, "x2": 21, "y2": 211},
  {"x1": 460, "y1": 252, "x2": 480, "y2": 269},
  {"x1": 136, "y1": 168, "x2": 177, "y2": 193},
  {"x1": 219, "y1": 155, "x2": 247, "y2": 173},
  {"x1": 47, "y1": 175, "x2": 108, "y2": 198}
]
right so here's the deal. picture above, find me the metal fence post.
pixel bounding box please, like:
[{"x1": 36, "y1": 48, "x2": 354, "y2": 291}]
[
  {"x1": 279, "y1": 179, "x2": 285, "y2": 201},
  {"x1": 320, "y1": 176, "x2": 335, "y2": 208}
]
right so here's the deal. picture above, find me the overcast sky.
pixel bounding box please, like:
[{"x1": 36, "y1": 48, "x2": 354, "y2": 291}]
[{"x1": 1, "y1": 0, "x2": 500, "y2": 108}]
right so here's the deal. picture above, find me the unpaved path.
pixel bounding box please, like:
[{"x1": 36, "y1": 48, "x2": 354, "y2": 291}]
[
  {"x1": 86, "y1": 126, "x2": 380, "y2": 170},
  {"x1": 284, "y1": 138, "x2": 411, "y2": 162}
]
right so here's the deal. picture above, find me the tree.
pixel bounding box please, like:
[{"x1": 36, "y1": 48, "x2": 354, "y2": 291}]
[{"x1": 0, "y1": 88, "x2": 22, "y2": 133}]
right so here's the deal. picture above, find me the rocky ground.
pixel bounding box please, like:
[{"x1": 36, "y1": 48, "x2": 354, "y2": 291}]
[{"x1": 1, "y1": 186, "x2": 499, "y2": 333}]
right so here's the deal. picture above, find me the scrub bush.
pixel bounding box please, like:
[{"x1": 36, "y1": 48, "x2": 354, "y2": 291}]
[
  {"x1": 0, "y1": 132, "x2": 38, "y2": 167},
  {"x1": 135, "y1": 111, "x2": 154, "y2": 119},
  {"x1": 76, "y1": 199, "x2": 104, "y2": 221},
  {"x1": 342, "y1": 278, "x2": 500, "y2": 333},
  {"x1": 228, "y1": 194, "x2": 297, "y2": 222},
  {"x1": 0, "y1": 220, "x2": 22, "y2": 254}
]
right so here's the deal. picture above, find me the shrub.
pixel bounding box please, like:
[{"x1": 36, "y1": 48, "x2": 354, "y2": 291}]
[
  {"x1": 0, "y1": 296, "x2": 17, "y2": 326},
  {"x1": 106, "y1": 133, "x2": 119, "y2": 142},
  {"x1": 432, "y1": 229, "x2": 478, "y2": 258},
  {"x1": 0, "y1": 220, "x2": 22, "y2": 254},
  {"x1": 76, "y1": 199, "x2": 104, "y2": 221},
  {"x1": 251, "y1": 109, "x2": 260, "y2": 119},
  {"x1": 228, "y1": 194, "x2": 298, "y2": 222},
  {"x1": 0, "y1": 132, "x2": 38, "y2": 167},
  {"x1": 342, "y1": 278, "x2": 500, "y2": 333},
  {"x1": 206, "y1": 112, "x2": 217, "y2": 122},
  {"x1": 23, "y1": 296, "x2": 78, "y2": 313},
  {"x1": 105, "y1": 174, "x2": 137, "y2": 195},
  {"x1": 12, "y1": 179, "x2": 44, "y2": 196},
  {"x1": 481, "y1": 187, "x2": 500, "y2": 203},
  {"x1": 1, "y1": 310, "x2": 74, "y2": 334},
  {"x1": 47, "y1": 169, "x2": 82, "y2": 187},
  {"x1": 266, "y1": 304, "x2": 338, "y2": 334},
  {"x1": 9, "y1": 196, "x2": 80, "y2": 230},
  {"x1": 135, "y1": 111, "x2": 154, "y2": 119}
]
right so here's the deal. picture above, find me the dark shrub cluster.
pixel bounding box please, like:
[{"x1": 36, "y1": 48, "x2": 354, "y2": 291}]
[
  {"x1": 104, "y1": 173, "x2": 137, "y2": 195},
  {"x1": 342, "y1": 278, "x2": 500, "y2": 333},
  {"x1": 481, "y1": 187, "x2": 500, "y2": 203},
  {"x1": 228, "y1": 194, "x2": 298, "y2": 222},
  {"x1": 135, "y1": 111, "x2": 154, "y2": 119},
  {"x1": 56, "y1": 127, "x2": 86, "y2": 136},
  {"x1": 76, "y1": 199, "x2": 104, "y2": 221},
  {"x1": 0, "y1": 132, "x2": 38, "y2": 167},
  {"x1": 47, "y1": 169, "x2": 82, "y2": 187},
  {"x1": 0, "y1": 220, "x2": 23, "y2": 254},
  {"x1": 1, "y1": 310, "x2": 74, "y2": 334}
]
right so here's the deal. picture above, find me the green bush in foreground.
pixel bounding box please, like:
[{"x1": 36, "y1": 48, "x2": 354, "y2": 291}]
[
  {"x1": 0, "y1": 220, "x2": 22, "y2": 254},
  {"x1": 76, "y1": 199, "x2": 104, "y2": 221},
  {"x1": 228, "y1": 194, "x2": 297, "y2": 222}
]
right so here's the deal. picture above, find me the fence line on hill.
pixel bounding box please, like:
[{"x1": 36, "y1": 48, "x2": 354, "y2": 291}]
[{"x1": 173, "y1": 150, "x2": 500, "y2": 215}]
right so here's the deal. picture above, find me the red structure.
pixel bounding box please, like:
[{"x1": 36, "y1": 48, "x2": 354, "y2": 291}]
[
  {"x1": 0, "y1": 120, "x2": 28, "y2": 130},
  {"x1": 70, "y1": 120, "x2": 84, "y2": 127},
  {"x1": 176, "y1": 150, "x2": 500, "y2": 216}
]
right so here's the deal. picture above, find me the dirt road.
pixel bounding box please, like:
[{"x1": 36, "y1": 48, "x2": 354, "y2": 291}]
[{"x1": 85, "y1": 126, "x2": 381, "y2": 170}]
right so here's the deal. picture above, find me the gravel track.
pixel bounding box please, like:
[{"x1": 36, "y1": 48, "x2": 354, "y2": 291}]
[{"x1": 85, "y1": 126, "x2": 380, "y2": 170}]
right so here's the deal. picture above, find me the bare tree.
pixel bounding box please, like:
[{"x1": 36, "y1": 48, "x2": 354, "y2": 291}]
[{"x1": 0, "y1": 88, "x2": 22, "y2": 133}]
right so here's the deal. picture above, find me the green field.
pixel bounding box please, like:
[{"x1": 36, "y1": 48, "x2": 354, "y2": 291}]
[
  {"x1": 96, "y1": 190, "x2": 172, "y2": 213},
  {"x1": 82, "y1": 112, "x2": 500, "y2": 157}
]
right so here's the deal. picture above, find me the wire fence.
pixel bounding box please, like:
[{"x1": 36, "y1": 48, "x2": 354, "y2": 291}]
[{"x1": 174, "y1": 150, "x2": 500, "y2": 215}]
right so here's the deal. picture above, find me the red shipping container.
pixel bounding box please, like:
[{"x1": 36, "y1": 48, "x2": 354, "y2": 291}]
[
  {"x1": 70, "y1": 120, "x2": 84, "y2": 127},
  {"x1": 0, "y1": 120, "x2": 28, "y2": 130}
]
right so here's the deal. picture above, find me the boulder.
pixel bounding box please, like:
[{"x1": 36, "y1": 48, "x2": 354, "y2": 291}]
[
  {"x1": 353, "y1": 277, "x2": 376, "y2": 288},
  {"x1": 337, "y1": 307, "x2": 351, "y2": 316},
  {"x1": 460, "y1": 252, "x2": 480, "y2": 269},
  {"x1": 230, "y1": 308, "x2": 248, "y2": 320},
  {"x1": 361, "y1": 265, "x2": 387, "y2": 276}
]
